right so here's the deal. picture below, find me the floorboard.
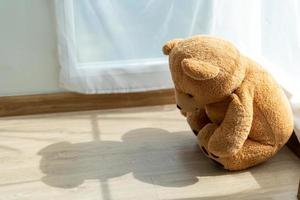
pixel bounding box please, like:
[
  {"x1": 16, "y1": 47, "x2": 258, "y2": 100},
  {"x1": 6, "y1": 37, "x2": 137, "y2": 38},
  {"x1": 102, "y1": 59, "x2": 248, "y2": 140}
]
[{"x1": 0, "y1": 105, "x2": 299, "y2": 200}]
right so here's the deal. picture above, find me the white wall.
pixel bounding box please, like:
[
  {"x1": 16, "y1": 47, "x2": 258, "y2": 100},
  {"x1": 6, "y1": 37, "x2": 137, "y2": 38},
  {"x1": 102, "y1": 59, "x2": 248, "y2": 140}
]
[{"x1": 0, "y1": 0, "x2": 63, "y2": 96}]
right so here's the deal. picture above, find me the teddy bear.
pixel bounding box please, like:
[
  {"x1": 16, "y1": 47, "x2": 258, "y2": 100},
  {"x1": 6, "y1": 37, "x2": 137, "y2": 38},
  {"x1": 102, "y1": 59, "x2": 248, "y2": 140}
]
[{"x1": 162, "y1": 35, "x2": 294, "y2": 170}]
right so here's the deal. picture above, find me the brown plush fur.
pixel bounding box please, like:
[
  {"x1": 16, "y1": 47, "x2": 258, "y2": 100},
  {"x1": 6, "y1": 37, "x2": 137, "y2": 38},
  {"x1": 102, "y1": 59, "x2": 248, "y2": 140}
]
[{"x1": 163, "y1": 35, "x2": 294, "y2": 170}]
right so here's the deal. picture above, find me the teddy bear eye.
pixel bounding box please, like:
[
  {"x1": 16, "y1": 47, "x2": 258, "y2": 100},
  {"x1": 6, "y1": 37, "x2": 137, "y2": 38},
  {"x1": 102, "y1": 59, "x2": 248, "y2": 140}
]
[{"x1": 187, "y1": 93, "x2": 193, "y2": 98}]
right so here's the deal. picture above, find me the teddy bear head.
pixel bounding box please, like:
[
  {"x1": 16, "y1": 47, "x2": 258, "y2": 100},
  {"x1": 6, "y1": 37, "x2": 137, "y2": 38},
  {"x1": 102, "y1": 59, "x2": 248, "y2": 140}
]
[{"x1": 163, "y1": 35, "x2": 246, "y2": 112}]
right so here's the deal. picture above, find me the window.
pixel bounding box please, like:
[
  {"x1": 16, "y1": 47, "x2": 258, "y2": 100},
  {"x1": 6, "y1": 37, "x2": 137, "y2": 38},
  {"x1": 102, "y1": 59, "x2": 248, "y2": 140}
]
[{"x1": 55, "y1": 0, "x2": 213, "y2": 93}]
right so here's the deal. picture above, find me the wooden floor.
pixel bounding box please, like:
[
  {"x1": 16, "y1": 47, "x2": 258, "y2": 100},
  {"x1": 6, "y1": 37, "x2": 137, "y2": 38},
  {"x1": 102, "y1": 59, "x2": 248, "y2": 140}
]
[{"x1": 0, "y1": 105, "x2": 299, "y2": 200}]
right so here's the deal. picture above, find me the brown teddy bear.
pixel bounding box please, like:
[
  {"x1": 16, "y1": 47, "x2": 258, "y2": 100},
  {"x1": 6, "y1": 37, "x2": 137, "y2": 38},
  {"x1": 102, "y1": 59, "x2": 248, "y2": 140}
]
[{"x1": 163, "y1": 35, "x2": 294, "y2": 170}]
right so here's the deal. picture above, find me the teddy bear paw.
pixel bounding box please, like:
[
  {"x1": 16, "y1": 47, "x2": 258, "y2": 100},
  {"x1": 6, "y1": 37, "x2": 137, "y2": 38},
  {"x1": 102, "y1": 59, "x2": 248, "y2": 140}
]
[{"x1": 200, "y1": 145, "x2": 224, "y2": 168}]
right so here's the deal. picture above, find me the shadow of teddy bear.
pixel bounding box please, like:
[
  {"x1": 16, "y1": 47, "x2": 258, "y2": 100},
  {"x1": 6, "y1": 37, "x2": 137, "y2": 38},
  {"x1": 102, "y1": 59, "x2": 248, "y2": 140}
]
[{"x1": 38, "y1": 128, "x2": 226, "y2": 189}]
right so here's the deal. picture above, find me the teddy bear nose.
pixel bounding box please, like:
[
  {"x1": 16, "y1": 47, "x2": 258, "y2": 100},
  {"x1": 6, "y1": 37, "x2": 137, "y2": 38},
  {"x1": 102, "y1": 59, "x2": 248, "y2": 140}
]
[{"x1": 176, "y1": 105, "x2": 182, "y2": 110}]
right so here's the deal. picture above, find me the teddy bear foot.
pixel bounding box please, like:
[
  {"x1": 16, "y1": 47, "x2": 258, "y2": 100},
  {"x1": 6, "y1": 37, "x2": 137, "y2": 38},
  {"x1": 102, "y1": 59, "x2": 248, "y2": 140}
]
[
  {"x1": 210, "y1": 159, "x2": 224, "y2": 168},
  {"x1": 200, "y1": 139, "x2": 276, "y2": 171},
  {"x1": 200, "y1": 145, "x2": 209, "y2": 155},
  {"x1": 200, "y1": 145, "x2": 224, "y2": 168}
]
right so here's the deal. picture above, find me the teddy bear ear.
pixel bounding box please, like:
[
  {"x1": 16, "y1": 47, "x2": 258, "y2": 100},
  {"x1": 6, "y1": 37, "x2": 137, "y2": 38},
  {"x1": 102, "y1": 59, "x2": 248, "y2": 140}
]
[
  {"x1": 162, "y1": 39, "x2": 182, "y2": 55},
  {"x1": 181, "y1": 58, "x2": 220, "y2": 80}
]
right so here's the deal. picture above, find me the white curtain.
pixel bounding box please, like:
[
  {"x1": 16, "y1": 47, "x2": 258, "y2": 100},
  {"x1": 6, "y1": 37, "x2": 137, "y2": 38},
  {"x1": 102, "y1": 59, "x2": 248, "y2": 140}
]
[
  {"x1": 55, "y1": 0, "x2": 213, "y2": 93},
  {"x1": 55, "y1": 0, "x2": 300, "y2": 141}
]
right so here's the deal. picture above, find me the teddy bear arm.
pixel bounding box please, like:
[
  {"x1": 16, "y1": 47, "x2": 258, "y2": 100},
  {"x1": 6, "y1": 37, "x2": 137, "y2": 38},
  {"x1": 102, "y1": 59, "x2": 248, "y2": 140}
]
[
  {"x1": 186, "y1": 109, "x2": 210, "y2": 135},
  {"x1": 208, "y1": 88, "x2": 254, "y2": 157}
]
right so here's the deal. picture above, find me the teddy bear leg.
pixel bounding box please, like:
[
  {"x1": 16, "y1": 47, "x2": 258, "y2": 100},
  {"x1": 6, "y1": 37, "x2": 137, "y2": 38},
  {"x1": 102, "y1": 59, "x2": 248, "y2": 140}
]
[
  {"x1": 196, "y1": 123, "x2": 218, "y2": 157},
  {"x1": 186, "y1": 109, "x2": 210, "y2": 136},
  {"x1": 197, "y1": 124, "x2": 276, "y2": 170},
  {"x1": 215, "y1": 139, "x2": 276, "y2": 170}
]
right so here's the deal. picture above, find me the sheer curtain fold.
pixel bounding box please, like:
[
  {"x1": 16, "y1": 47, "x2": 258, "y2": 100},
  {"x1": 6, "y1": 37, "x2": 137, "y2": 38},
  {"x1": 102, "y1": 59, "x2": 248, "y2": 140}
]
[{"x1": 55, "y1": 0, "x2": 300, "y2": 141}]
